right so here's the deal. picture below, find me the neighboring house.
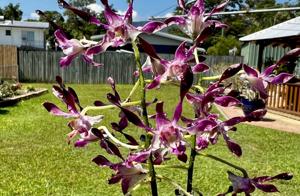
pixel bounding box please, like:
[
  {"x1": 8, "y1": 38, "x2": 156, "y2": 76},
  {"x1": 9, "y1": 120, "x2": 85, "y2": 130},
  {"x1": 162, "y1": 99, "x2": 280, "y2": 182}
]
[
  {"x1": 0, "y1": 17, "x2": 49, "y2": 49},
  {"x1": 240, "y1": 17, "x2": 300, "y2": 76}
]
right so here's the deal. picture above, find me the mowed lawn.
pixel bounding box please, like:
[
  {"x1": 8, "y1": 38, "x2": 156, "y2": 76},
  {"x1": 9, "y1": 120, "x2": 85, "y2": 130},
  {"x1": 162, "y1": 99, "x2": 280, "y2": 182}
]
[{"x1": 0, "y1": 83, "x2": 300, "y2": 196}]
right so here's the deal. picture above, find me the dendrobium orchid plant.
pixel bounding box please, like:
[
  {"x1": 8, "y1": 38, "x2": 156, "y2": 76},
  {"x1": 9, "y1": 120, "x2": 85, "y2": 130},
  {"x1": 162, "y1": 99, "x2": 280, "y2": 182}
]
[{"x1": 42, "y1": 0, "x2": 297, "y2": 195}]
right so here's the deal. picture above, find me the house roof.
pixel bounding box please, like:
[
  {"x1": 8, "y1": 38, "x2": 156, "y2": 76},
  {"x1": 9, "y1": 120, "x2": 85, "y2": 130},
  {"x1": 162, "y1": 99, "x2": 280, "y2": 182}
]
[
  {"x1": 91, "y1": 31, "x2": 193, "y2": 44},
  {"x1": 0, "y1": 20, "x2": 49, "y2": 29},
  {"x1": 240, "y1": 17, "x2": 300, "y2": 42}
]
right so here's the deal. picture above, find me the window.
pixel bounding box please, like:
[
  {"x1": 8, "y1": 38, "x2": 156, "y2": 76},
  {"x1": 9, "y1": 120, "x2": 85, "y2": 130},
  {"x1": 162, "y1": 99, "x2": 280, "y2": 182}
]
[
  {"x1": 21, "y1": 31, "x2": 34, "y2": 42},
  {"x1": 5, "y1": 30, "x2": 11, "y2": 36}
]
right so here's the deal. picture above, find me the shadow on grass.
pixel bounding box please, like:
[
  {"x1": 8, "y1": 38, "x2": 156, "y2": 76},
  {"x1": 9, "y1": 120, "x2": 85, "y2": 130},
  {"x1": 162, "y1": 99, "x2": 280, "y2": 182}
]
[{"x1": 0, "y1": 109, "x2": 9, "y2": 115}]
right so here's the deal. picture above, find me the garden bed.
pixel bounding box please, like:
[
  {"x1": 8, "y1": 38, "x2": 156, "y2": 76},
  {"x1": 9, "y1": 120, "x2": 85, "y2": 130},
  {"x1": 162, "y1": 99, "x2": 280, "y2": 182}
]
[{"x1": 0, "y1": 88, "x2": 48, "y2": 107}]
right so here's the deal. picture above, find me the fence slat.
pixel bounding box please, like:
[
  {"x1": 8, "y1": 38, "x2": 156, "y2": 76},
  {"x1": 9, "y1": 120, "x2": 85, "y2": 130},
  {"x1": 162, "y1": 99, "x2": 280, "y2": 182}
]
[{"x1": 0, "y1": 45, "x2": 18, "y2": 80}]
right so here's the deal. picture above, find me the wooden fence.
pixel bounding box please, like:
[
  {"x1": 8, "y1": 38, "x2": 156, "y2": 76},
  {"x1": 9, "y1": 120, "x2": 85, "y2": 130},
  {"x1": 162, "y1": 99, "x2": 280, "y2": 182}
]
[
  {"x1": 267, "y1": 83, "x2": 300, "y2": 116},
  {"x1": 18, "y1": 49, "x2": 244, "y2": 84},
  {"x1": 0, "y1": 45, "x2": 18, "y2": 80}
]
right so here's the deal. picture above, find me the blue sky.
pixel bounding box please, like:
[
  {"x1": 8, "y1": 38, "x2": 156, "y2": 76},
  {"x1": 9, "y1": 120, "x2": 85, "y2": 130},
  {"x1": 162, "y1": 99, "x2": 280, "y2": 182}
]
[{"x1": 0, "y1": 0, "x2": 294, "y2": 21}]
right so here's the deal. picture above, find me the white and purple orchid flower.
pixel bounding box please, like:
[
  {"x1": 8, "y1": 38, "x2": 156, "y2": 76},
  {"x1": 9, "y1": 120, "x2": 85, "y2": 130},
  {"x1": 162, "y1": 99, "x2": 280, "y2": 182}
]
[
  {"x1": 165, "y1": 0, "x2": 228, "y2": 42},
  {"x1": 218, "y1": 171, "x2": 293, "y2": 196},
  {"x1": 242, "y1": 48, "x2": 300, "y2": 99},
  {"x1": 84, "y1": 0, "x2": 165, "y2": 63},
  {"x1": 139, "y1": 39, "x2": 208, "y2": 90},
  {"x1": 54, "y1": 29, "x2": 102, "y2": 67},
  {"x1": 93, "y1": 155, "x2": 147, "y2": 194},
  {"x1": 43, "y1": 76, "x2": 103, "y2": 146}
]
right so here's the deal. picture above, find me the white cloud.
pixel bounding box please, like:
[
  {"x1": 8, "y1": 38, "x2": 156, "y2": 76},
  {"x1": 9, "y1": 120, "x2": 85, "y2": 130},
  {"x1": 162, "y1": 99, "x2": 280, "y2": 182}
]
[
  {"x1": 117, "y1": 10, "x2": 139, "y2": 21},
  {"x1": 30, "y1": 12, "x2": 40, "y2": 20},
  {"x1": 86, "y1": 3, "x2": 104, "y2": 14},
  {"x1": 164, "y1": 12, "x2": 174, "y2": 17}
]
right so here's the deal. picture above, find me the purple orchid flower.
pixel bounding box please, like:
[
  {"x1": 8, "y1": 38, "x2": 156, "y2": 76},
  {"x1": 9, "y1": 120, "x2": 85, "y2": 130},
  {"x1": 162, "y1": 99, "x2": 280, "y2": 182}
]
[
  {"x1": 165, "y1": 0, "x2": 228, "y2": 42},
  {"x1": 242, "y1": 64, "x2": 293, "y2": 99},
  {"x1": 242, "y1": 48, "x2": 300, "y2": 99},
  {"x1": 150, "y1": 102, "x2": 188, "y2": 162},
  {"x1": 84, "y1": 0, "x2": 165, "y2": 62},
  {"x1": 54, "y1": 29, "x2": 102, "y2": 67},
  {"x1": 186, "y1": 82, "x2": 240, "y2": 117},
  {"x1": 93, "y1": 155, "x2": 148, "y2": 194},
  {"x1": 218, "y1": 171, "x2": 293, "y2": 195},
  {"x1": 43, "y1": 76, "x2": 103, "y2": 146}
]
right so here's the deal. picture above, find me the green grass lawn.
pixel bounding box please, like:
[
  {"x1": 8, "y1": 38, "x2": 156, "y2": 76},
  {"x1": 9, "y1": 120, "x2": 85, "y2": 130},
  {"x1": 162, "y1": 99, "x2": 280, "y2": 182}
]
[{"x1": 0, "y1": 83, "x2": 299, "y2": 196}]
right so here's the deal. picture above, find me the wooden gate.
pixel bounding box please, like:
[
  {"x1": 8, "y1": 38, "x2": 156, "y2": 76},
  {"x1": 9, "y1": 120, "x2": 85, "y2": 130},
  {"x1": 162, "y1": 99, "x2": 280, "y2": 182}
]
[
  {"x1": 267, "y1": 83, "x2": 300, "y2": 116},
  {"x1": 0, "y1": 45, "x2": 18, "y2": 80}
]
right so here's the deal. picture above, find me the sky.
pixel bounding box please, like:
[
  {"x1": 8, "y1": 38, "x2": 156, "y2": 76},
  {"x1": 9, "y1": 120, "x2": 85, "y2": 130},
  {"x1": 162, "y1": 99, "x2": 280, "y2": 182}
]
[{"x1": 0, "y1": 0, "x2": 295, "y2": 21}]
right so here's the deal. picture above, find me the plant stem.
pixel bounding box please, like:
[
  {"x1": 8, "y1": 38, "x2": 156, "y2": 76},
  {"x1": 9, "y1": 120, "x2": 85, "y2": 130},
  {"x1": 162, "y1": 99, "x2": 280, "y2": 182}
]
[
  {"x1": 198, "y1": 152, "x2": 248, "y2": 178},
  {"x1": 123, "y1": 79, "x2": 140, "y2": 103},
  {"x1": 186, "y1": 134, "x2": 197, "y2": 193},
  {"x1": 132, "y1": 40, "x2": 158, "y2": 196},
  {"x1": 80, "y1": 101, "x2": 141, "y2": 116},
  {"x1": 186, "y1": 48, "x2": 202, "y2": 193}
]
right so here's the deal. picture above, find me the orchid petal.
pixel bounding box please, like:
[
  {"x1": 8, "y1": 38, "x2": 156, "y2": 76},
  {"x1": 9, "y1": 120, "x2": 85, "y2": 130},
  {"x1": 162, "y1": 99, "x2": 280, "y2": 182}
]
[
  {"x1": 146, "y1": 75, "x2": 162, "y2": 89},
  {"x1": 175, "y1": 41, "x2": 188, "y2": 61},
  {"x1": 177, "y1": 0, "x2": 186, "y2": 10},
  {"x1": 223, "y1": 117, "x2": 245, "y2": 127},
  {"x1": 210, "y1": 0, "x2": 229, "y2": 15},
  {"x1": 277, "y1": 48, "x2": 300, "y2": 65},
  {"x1": 261, "y1": 64, "x2": 276, "y2": 77},
  {"x1": 243, "y1": 64, "x2": 259, "y2": 77},
  {"x1": 226, "y1": 139, "x2": 242, "y2": 157},
  {"x1": 155, "y1": 102, "x2": 170, "y2": 129},
  {"x1": 59, "y1": 53, "x2": 78, "y2": 67},
  {"x1": 123, "y1": 2, "x2": 133, "y2": 22},
  {"x1": 100, "y1": 139, "x2": 124, "y2": 160},
  {"x1": 58, "y1": 0, "x2": 101, "y2": 25},
  {"x1": 82, "y1": 54, "x2": 103, "y2": 67},
  {"x1": 254, "y1": 183, "x2": 279, "y2": 193},
  {"x1": 43, "y1": 102, "x2": 77, "y2": 118},
  {"x1": 215, "y1": 96, "x2": 241, "y2": 107},
  {"x1": 192, "y1": 63, "x2": 209, "y2": 73},
  {"x1": 140, "y1": 21, "x2": 166, "y2": 34},
  {"x1": 193, "y1": 0, "x2": 205, "y2": 13},
  {"x1": 270, "y1": 73, "x2": 293, "y2": 84},
  {"x1": 219, "y1": 64, "x2": 243, "y2": 82},
  {"x1": 92, "y1": 154, "x2": 114, "y2": 168},
  {"x1": 164, "y1": 16, "x2": 187, "y2": 26}
]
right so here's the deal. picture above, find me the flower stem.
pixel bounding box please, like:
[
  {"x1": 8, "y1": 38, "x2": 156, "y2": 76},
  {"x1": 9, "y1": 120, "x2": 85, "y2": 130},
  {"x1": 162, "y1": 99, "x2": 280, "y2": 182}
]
[
  {"x1": 123, "y1": 79, "x2": 140, "y2": 103},
  {"x1": 98, "y1": 126, "x2": 139, "y2": 149},
  {"x1": 186, "y1": 48, "x2": 202, "y2": 193},
  {"x1": 186, "y1": 134, "x2": 197, "y2": 193},
  {"x1": 132, "y1": 40, "x2": 158, "y2": 196},
  {"x1": 80, "y1": 101, "x2": 141, "y2": 115},
  {"x1": 198, "y1": 152, "x2": 249, "y2": 178}
]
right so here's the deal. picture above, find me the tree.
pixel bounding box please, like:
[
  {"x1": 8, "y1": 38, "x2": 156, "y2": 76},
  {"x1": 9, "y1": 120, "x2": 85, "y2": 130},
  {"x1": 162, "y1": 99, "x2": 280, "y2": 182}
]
[
  {"x1": 63, "y1": 0, "x2": 99, "y2": 39},
  {"x1": 3, "y1": 3, "x2": 23, "y2": 21},
  {"x1": 39, "y1": 11, "x2": 65, "y2": 49},
  {"x1": 207, "y1": 35, "x2": 241, "y2": 55}
]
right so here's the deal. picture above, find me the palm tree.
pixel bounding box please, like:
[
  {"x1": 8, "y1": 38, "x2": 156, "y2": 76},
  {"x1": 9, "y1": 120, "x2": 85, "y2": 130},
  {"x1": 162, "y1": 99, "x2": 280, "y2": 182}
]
[{"x1": 4, "y1": 3, "x2": 23, "y2": 21}]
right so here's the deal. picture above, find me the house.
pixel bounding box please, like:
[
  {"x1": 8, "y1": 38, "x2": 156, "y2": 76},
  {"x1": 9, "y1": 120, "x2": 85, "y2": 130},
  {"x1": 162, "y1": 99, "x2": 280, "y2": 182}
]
[
  {"x1": 0, "y1": 16, "x2": 49, "y2": 49},
  {"x1": 240, "y1": 17, "x2": 300, "y2": 117},
  {"x1": 239, "y1": 16, "x2": 300, "y2": 76}
]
